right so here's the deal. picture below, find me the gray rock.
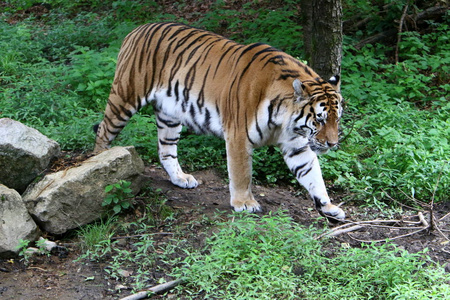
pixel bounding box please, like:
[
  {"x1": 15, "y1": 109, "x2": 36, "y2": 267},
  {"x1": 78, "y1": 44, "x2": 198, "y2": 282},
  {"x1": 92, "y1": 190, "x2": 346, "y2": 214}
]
[
  {"x1": 38, "y1": 237, "x2": 57, "y2": 252},
  {"x1": 0, "y1": 118, "x2": 61, "y2": 193},
  {"x1": 23, "y1": 146, "x2": 145, "y2": 235},
  {"x1": 0, "y1": 185, "x2": 40, "y2": 258}
]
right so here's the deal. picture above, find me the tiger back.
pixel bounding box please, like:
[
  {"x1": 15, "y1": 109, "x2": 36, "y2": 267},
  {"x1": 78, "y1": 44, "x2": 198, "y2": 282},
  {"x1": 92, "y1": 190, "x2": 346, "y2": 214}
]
[{"x1": 94, "y1": 22, "x2": 345, "y2": 221}]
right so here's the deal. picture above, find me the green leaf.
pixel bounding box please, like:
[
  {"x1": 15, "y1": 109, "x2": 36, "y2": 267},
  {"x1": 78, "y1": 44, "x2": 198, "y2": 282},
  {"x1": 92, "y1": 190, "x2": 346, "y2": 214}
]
[
  {"x1": 102, "y1": 196, "x2": 113, "y2": 205},
  {"x1": 123, "y1": 188, "x2": 133, "y2": 194},
  {"x1": 122, "y1": 181, "x2": 132, "y2": 188},
  {"x1": 104, "y1": 185, "x2": 114, "y2": 193},
  {"x1": 113, "y1": 205, "x2": 121, "y2": 214}
]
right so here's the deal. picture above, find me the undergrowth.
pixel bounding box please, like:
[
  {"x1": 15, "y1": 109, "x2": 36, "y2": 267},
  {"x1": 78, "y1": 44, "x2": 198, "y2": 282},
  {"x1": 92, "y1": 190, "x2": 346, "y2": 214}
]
[{"x1": 77, "y1": 210, "x2": 450, "y2": 299}]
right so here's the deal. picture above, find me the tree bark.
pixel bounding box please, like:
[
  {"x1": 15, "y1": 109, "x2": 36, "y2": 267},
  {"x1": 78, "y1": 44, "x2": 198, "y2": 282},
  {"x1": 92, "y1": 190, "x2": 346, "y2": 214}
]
[{"x1": 301, "y1": 0, "x2": 343, "y2": 80}]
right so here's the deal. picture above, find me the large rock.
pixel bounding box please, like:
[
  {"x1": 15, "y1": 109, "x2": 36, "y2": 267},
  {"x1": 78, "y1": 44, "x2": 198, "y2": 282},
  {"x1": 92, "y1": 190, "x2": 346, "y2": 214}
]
[
  {"x1": 0, "y1": 185, "x2": 40, "y2": 258},
  {"x1": 0, "y1": 118, "x2": 61, "y2": 193},
  {"x1": 23, "y1": 146, "x2": 146, "y2": 235}
]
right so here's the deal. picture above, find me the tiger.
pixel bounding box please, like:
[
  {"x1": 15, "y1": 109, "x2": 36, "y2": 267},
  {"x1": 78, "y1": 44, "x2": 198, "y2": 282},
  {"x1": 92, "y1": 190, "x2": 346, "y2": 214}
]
[{"x1": 94, "y1": 22, "x2": 346, "y2": 221}]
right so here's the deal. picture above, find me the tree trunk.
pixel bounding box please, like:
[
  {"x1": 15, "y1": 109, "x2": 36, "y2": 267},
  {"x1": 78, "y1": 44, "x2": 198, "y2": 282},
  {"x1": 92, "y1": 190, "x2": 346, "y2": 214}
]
[{"x1": 301, "y1": 0, "x2": 343, "y2": 80}]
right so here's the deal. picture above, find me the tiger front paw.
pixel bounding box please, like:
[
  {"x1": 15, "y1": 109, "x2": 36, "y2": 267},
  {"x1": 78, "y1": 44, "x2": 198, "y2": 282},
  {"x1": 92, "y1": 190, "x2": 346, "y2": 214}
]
[
  {"x1": 321, "y1": 203, "x2": 345, "y2": 222},
  {"x1": 231, "y1": 199, "x2": 262, "y2": 213},
  {"x1": 171, "y1": 173, "x2": 198, "y2": 189}
]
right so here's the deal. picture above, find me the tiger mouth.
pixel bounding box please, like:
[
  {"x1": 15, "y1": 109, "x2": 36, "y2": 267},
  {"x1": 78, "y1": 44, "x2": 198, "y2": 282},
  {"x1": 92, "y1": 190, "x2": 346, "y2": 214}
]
[{"x1": 309, "y1": 141, "x2": 336, "y2": 154}]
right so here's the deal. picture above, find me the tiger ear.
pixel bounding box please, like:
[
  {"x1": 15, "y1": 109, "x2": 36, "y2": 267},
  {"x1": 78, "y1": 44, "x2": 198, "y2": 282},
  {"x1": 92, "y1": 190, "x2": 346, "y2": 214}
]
[
  {"x1": 328, "y1": 75, "x2": 341, "y2": 92},
  {"x1": 293, "y1": 79, "x2": 305, "y2": 101}
]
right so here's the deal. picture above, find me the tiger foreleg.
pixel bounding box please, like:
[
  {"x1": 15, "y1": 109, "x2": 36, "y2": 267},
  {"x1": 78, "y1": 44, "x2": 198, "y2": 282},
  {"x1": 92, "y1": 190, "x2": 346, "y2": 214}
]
[
  {"x1": 225, "y1": 134, "x2": 261, "y2": 213},
  {"x1": 282, "y1": 146, "x2": 345, "y2": 221},
  {"x1": 156, "y1": 111, "x2": 198, "y2": 189}
]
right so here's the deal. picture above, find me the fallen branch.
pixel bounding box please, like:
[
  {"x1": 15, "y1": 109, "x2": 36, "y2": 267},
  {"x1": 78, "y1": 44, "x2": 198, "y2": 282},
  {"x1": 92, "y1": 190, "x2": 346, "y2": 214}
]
[
  {"x1": 317, "y1": 211, "x2": 440, "y2": 241},
  {"x1": 111, "y1": 232, "x2": 173, "y2": 240},
  {"x1": 120, "y1": 279, "x2": 183, "y2": 300},
  {"x1": 316, "y1": 219, "x2": 405, "y2": 239},
  {"x1": 327, "y1": 225, "x2": 364, "y2": 237},
  {"x1": 348, "y1": 227, "x2": 428, "y2": 243}
]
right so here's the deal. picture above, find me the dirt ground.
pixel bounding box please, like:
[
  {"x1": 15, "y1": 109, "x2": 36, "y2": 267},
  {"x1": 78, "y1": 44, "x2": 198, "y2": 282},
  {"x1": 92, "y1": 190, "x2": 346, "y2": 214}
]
[{"x1": 1, "y1": 165, "x2": 449, "y2": 300}]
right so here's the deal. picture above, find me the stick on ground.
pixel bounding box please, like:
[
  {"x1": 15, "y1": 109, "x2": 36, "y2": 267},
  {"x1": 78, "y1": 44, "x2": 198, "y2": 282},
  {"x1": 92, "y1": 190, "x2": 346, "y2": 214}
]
[{"x1": 120, "y1": 279, "x2": 183, "y2": 300}]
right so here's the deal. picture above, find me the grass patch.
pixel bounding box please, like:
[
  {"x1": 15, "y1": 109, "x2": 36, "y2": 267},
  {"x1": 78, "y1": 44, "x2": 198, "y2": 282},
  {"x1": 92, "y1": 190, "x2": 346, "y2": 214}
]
[
  {"x1": 76, "y1": 210, "x2": 450, "y2": 298},
  {"x1": 174, "y1": 211, "x2": 449, "y2": 299}
]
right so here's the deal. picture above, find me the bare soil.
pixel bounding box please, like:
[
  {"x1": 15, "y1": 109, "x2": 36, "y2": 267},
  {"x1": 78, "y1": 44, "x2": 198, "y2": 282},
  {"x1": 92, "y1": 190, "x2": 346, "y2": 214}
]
[{"x1": 1, "y1": 163, "x2": 449, "y2": 299}]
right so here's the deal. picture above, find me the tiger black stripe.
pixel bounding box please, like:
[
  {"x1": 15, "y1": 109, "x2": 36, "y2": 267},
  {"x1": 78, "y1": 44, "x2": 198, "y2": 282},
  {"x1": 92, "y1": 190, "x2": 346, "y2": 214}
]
[
  {"x1": 213, "y1": 42, "x2": 240, "y2": 78},
  {"x1": 159, "y1": 139, "x2": 178, "y2": 146},
  {"x1": 289, "y1": 146, "x2": 308, "y2": 158}
]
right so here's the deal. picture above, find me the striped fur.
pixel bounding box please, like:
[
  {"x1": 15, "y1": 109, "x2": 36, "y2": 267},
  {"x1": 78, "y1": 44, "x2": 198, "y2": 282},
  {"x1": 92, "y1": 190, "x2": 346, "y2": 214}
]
[{"x1": 94, "y1": 22, "x2": 345, "y2": 220}]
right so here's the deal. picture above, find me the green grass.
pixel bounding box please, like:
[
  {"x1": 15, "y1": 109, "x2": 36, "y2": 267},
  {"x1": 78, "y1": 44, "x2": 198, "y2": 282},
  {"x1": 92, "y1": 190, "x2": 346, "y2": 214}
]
[
  {"x1": 76, "y1": 210, "x2": 450, "y2": 299},
  {"x1": 174, "y1": 212, "x2": 450, "y2": 299}
]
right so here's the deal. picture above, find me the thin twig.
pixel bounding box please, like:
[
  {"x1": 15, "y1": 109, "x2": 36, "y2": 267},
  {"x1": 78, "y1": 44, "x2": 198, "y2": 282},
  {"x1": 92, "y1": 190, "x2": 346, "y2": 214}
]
[
  {"x1": 120, "y1": 279, "x2": 183, "y2": 300},
  {"x1": 439, "y1": 212, "x2": 450, "y2": 221},
  {"x1": 395, "y1": 3, "x2": 409, "y2": 63},
  {"x1": 432, "y1": 215, "x2": 450, "y2": 242},
  {"x1": 316, "y1": 219, "x2": 401, "y2": 239},
  {"x1": 111, "y1": 232, "x2": 173, "y2": 240},
  {"x1": 429, "y1": 160, "x2": 448, "y2": 232},
  {"x1": 328, "y1": 225, "x2": 364, "y2": 237},
  {"x1": 384, "y1": 189, "x2": 426, "y2": 210},
  {"x1": 318, "y1": 211, "x2": 438, "y2": 240},
  {"x1": 402, "y1": 220, "x2": 422, "y2": 225},
  {"x1": 27, "y1": 267, "x2": 48, "y2": 272},
  {"x1": 348, "y1": 228, "x2": 427, "y2": 243}
]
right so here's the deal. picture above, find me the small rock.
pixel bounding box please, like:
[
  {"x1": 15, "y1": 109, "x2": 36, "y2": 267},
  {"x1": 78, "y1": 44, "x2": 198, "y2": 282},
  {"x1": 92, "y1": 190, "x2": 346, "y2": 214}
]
[
  {"x1": 0, "y1": 185, "x2": 40, "y2": 258},
  {"x1": 38, "y1": 237, "x2": 57, "y2": 252},
  {"x1": 25, "y1": 247, "x2": 40, "y2": 256},
  {"x1": 118, "y1": 269, "x2": 133, "y2": 277},
  {"x1": 0, "y1": 118, "x2": 60, "y2": 192},
  {"x1": 115, "y1": 284, "x2": 128, "y2": 291}
]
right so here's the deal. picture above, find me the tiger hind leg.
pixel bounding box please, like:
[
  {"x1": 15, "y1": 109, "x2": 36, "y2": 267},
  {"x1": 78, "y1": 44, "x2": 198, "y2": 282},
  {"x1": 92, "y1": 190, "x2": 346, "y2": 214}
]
[
  {"x1": 94, "y1": 99, "x2": 136, "y2": 153},
  {"x1": 156, "y1": 110, "x2": 198, "y2": 189},
  {"x1": 225, "y1": 134, "x2": 262, "y2": 213}
]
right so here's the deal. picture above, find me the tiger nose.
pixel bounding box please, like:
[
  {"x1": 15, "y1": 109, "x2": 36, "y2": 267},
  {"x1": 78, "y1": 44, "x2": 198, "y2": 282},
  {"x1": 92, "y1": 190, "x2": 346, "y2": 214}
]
[{"x1": 327, "y1": 141, "x2": 337, "y2": 147}]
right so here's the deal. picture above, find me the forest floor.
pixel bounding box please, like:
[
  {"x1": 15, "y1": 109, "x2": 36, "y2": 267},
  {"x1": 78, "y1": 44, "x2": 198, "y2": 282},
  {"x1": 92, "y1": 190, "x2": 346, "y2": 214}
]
[{"x1": 1, "y1": 158, "x2": 449, "y2": 299}]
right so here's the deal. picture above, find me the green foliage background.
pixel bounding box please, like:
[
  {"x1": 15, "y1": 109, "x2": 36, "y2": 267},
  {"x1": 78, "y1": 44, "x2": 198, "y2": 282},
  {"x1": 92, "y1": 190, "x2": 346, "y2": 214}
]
[{"x1": 0, "y1": 0, "x2": 449, "y2": 208}]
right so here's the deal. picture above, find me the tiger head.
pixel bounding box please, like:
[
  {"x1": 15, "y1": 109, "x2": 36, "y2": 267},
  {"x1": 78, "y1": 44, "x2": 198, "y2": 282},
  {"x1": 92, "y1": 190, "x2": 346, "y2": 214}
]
[{"x1": 291, "y1": 76, "x2": 343, "y2": 154}]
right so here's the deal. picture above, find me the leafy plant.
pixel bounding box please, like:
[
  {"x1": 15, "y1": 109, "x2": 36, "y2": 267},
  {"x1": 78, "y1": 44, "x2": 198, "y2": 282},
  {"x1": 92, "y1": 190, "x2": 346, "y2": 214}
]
[
  {"x1": 35, "y1": 239, "x2": 51, "y2": 257},
  {"x1": 16, "y1": 239, "x2": 32, "y2": 263},
  {"x1": 174, "y1": 211, "x2": 450, "y2": 299},
  {"x1": 102, "y1": 180, "x2": 134, "y2": 215},
  {"x1": 174, "y1": 211, "x2": 315, "y2": 299}
]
